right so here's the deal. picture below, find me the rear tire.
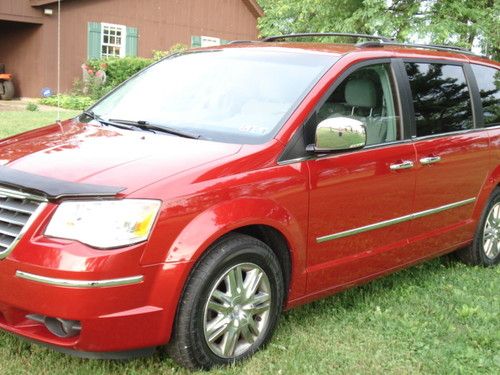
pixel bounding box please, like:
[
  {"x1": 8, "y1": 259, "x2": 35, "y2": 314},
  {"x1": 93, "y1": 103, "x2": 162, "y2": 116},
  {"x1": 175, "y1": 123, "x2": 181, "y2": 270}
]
[
  {"x1": 0, "y1": 80, "x2": 14, "y2": 100},
  {"x1": 456, "y1": 188, "x2": 500, "y2": 266},
  {"x1": 167, "y1": 234, "x2": 284, "y2": 370}
]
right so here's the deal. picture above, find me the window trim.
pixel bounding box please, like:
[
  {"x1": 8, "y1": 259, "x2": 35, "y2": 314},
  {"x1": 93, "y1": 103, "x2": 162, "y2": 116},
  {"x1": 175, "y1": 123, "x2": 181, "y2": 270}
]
[
  {"x1": 101, "y1": 23, "x2": 127, "y2": 58},
  {"x1": 399, "y1": 58, "x2": 479, "y2": 139},
  {"x1": 278, "y1": 58, "x2": 406, "y2": 164}
]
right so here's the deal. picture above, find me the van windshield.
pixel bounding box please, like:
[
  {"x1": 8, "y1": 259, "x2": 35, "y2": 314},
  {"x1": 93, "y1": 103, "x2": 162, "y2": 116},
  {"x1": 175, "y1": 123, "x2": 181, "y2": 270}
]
[{"x1": 90, "y1": 49, "x2": 337, "y2": 144}]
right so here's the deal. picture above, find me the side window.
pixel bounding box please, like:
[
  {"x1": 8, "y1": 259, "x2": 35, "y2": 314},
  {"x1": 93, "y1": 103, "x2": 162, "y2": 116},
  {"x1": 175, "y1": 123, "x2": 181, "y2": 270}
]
[
  {"x1": 471, "y1": 64, "x2": 500, "y2": 126},
  {"x1": 405, "y1": 62, "x2": 473, "y2": 137},
  {"x1": 317, "y1": 63, "x2": 400, "y2": 146}
]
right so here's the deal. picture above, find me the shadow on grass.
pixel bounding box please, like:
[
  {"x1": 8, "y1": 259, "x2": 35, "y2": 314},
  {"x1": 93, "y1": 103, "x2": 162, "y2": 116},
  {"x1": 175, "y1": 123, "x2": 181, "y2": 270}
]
[{"x1": 281, "y1": 255, "x2": 463, "y2": 323}]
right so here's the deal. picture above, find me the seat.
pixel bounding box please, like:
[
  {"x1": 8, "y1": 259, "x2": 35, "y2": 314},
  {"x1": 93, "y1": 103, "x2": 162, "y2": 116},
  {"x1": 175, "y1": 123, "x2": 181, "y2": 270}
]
[{"x1": 344, "y1": 79, "x2": 387, "y2": 145}]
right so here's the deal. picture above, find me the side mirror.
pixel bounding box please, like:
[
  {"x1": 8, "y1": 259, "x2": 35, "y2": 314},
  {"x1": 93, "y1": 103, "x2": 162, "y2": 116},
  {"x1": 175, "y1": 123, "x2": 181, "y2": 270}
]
[{"x1": 307, "y1": 117, "x2": 366, "y2": 153}]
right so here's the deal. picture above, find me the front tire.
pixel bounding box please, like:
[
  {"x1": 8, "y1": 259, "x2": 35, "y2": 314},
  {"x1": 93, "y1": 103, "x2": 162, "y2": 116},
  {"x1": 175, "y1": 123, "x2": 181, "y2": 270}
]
[
  {"x1": 456, "y1": 188, "x2": 500, "y2": 266},
  {"x1": 0, "y1": 80, "x2": 14, "y2": 100},
  {"x1": 167, "y1": 234, "x2": 284, "y2": 370}
]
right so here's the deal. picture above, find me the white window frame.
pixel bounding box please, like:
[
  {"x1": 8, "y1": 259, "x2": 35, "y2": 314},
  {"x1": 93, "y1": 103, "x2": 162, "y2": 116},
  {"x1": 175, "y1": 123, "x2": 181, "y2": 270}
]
[{"x1": 101, "y1": 23, "x2": 127, "y2": 58}]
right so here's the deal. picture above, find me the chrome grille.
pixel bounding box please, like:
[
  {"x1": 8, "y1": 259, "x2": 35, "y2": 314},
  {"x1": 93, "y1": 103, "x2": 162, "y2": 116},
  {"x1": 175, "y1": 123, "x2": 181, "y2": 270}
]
[{"x1": 0, "y1": 187, "x2": 46, "y2": 259}]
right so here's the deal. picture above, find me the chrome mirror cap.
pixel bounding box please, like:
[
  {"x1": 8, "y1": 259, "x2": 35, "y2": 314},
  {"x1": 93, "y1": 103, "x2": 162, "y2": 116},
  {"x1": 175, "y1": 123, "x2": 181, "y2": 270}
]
[{"x1": 308, "y1": 117, "x2": 367, "y2": 152}]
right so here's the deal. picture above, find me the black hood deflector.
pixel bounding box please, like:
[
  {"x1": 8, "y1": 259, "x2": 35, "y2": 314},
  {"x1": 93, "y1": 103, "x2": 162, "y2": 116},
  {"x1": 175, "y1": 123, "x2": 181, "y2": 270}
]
[{"x1": 0, "y1": 166, "x2": 125, "y2": 200}]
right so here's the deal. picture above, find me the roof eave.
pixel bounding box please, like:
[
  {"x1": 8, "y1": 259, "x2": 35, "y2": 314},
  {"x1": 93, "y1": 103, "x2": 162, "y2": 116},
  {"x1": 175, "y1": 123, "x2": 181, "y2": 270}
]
[
  {"x1": 30, "y1": 0, "x2": 60, "y2": 6},
  {"x1": 242, "y1": 0, "x2": 265, "y2": 18}
]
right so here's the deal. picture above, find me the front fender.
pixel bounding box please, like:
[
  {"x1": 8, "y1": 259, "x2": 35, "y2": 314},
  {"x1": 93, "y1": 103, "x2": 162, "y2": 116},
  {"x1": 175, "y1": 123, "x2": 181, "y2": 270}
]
[{"x1": 161, "y1": 197, "x2": 308, "y2": 299}]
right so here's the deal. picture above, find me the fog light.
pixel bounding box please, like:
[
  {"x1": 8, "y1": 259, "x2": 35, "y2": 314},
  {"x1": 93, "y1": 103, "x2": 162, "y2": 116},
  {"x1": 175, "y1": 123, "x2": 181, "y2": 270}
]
[{"x1": 26, "y1": 314, "x2": 81, "y2": 338}]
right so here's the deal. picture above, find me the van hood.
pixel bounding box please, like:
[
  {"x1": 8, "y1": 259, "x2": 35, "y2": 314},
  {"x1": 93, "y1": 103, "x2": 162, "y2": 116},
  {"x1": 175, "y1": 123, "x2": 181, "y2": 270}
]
[{"x1": 0, "y1": 120, "x2": 242, "y2": 194}]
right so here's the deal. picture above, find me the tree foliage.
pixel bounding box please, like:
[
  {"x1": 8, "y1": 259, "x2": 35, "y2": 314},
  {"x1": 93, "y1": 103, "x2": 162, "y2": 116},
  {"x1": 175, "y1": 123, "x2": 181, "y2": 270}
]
[{"x1": 257, "y1": 0, "x2": 499, "y2": 58}]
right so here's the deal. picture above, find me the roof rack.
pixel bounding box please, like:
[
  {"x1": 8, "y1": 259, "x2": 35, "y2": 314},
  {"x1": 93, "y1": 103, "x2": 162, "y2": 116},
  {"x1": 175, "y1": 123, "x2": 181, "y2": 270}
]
[
  {"x1": 227, "y1": 40, "x2": 259, "y2": 45},
  {"x1": 263, "y1": 33, "x2": 394, "y2": 43},
  {"x1": 356, "y1": 41, "x2": 480, "y2": 56}
]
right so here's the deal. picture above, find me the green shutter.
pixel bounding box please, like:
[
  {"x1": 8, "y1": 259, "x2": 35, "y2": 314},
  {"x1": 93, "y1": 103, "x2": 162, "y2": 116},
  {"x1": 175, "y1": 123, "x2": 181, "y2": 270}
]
[
  {"x1": 87, "y1": 22, "x2": 101, "y2": 59},
  {"x1": 191, "y1": 36, "x2": 201, "y2": 48},
  {"x1": 126, "y1": 27, "x2": 138, "y2": 56}
]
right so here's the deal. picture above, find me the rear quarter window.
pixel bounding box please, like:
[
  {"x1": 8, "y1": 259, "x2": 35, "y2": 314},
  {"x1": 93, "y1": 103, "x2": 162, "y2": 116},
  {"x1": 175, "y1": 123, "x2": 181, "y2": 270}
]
[{"x1": 471, "y1": 64, "x2": 500, "y2": 127}]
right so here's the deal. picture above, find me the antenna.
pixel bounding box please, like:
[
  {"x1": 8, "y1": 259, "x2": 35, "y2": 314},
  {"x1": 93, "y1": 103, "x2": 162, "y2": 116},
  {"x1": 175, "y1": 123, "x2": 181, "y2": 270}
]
[{"x1": 56, "y1": 0, "x2": 62, "y2": 127}]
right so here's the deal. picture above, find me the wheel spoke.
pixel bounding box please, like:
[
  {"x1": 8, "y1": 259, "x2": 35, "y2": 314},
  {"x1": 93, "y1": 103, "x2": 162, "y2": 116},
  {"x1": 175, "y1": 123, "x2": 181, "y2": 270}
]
[
  {"x1": 244, "y1": 269, "x2": 263, "y2": 300},
  {"x1": 212, "y1": 289, "x2": 232, "y2": 305},
  {"x1": 226, "y1": 268, "x2": 240, "y2": 297},
  {"x1": 484, "y1": 228, "x2": 495, "y2": 239},
  {"x1": 493, "y1": 204, "x2": 500, "y2": 222},
  {"x1": 221, "y1": 327, "x2": 239, "y2": 357},
  {"x1": 240, "y1": 324, "x2": 255, "y2": 344},
  {"x1": 247, "y1": 315, "x2": 259, "y2": 336},
  {"x1": 484, "y1": 238, "x2": 496, "y2": 258},
  {"x1": 235, "y1": 266, "x2": 245, "y2": 291},
  {"x1": 206, "y1": 316, "x2": 230, "y2": 342},
  {"x1": 488, "y1": 215, "x2": 498, "y2": 228},
  {"x1": 208, "y1": 300, "x2": 231, "y2": 315}
]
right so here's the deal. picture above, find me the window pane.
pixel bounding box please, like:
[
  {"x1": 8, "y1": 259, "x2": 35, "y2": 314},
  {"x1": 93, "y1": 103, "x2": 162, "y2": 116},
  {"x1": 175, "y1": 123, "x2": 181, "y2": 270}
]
[
  {"x1": 92, "y1": 50, "x2": 338, "y2": 144},
  {"x1": 405, "y1": 63, "x2": 473, "y2": 136},
  {"x1": 471, "y1": 64, "x2": 500, "y2": 126},
  {"x1": 317, "y1": 63, "x2": 399, "y2": 145}
]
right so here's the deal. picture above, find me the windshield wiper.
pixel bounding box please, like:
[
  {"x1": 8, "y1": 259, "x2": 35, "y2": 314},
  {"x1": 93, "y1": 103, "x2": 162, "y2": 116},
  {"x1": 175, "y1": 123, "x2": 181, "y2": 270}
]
[
  {"x1": 108, "y1": 119, "x2": 200, "y2": 139},
  {"x1": 81, "y1": 111, "x2": 135, "y2": 130}
]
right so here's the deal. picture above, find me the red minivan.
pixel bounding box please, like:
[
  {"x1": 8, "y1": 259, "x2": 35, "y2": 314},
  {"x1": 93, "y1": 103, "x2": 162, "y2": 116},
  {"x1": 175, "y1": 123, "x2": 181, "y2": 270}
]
[{"x1": 0, "y1": 34, "x2": 499, "y2": 369}]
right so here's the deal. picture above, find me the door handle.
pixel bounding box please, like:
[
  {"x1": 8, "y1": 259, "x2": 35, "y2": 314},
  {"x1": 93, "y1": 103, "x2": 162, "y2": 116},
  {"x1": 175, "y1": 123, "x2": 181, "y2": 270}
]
[
  {"x1": 420, "y1": 156, "x2": 441, "y2": 165},
  {"x1": 389, "y1": 160, "x2": 414, "y2": 171}
]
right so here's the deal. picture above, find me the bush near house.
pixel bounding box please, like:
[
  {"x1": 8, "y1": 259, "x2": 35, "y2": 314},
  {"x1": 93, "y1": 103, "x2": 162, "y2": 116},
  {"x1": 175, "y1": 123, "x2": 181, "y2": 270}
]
[
  {"x1": 39, "y1": 94, "x2": 94, "y2": 110},
  {"x1": 40, "y1": 44, "x2": 188, "y2": 110}
]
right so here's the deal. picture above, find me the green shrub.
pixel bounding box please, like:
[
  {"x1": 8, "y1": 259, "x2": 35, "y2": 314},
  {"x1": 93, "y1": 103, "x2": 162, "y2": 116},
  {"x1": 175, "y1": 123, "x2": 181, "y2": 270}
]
[
  {"x1": 152, "y1": 43, "x2": 188, "y2": 61},
  {"x1": 40, "y1": 94, "x2": 94, "y2": 110},
  {"x1": 86, "y1": 56, "x2": 153, "y2": 90},
  {"x1": 26, "y1": 102, "x2": 38, "y2": 112}
]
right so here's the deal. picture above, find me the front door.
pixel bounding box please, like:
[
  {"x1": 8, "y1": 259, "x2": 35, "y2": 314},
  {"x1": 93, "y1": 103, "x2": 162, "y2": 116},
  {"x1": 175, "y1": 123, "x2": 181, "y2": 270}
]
[{"x1": 306, "y1": 62, "x2": 417, "y2": 293}]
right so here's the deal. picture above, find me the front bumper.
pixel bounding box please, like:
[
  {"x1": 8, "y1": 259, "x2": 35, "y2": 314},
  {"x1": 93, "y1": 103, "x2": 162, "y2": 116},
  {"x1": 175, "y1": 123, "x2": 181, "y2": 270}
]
[{"x1": 0, "y1": 246, "x2": 193, "y2": 354}]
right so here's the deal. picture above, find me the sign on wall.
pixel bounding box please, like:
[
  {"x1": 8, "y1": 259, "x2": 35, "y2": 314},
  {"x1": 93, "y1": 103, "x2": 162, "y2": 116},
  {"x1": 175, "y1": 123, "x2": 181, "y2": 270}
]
[{"x1": 200, "y1": 36, "x2": 221, "y2": 47}]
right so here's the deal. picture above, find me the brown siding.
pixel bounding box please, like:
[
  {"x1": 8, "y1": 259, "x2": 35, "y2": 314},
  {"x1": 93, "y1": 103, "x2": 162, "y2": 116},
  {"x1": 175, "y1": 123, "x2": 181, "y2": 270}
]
[
  {"x1": 0, "y1": 0, "x2": 42, "y2": 23},
  {"x1": 1, "y1": 0, "x2": 260, "y2": 98}
]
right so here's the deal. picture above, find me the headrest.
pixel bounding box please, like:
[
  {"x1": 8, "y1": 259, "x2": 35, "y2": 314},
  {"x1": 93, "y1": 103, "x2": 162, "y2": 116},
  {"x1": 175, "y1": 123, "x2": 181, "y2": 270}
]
[{"x1": 345, "y1": 79, "x2": 377, "y2": 108}]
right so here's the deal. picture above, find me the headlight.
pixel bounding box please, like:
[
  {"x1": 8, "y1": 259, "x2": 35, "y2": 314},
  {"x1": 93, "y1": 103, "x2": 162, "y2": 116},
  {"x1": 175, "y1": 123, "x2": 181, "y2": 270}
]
[{"x1": 45, "y1": 199, "x2": 161, "y2": 249}]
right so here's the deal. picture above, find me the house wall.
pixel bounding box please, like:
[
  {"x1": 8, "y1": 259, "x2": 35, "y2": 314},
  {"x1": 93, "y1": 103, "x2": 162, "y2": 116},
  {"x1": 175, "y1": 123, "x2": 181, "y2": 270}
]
[
  {"x1": 0, "y1": 0, "x2": 43, "y2": 23},
  {"x1": 1, "y1": 0, "x2": 261, "y2": 98}
]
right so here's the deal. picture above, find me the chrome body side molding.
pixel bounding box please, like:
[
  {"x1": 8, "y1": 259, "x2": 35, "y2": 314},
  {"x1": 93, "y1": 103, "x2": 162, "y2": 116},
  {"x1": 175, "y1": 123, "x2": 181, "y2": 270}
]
[
  {"x1": 317, "y1": 198, "x2": 476, "y2": 243},
  {"x1": 15, "y1": 271, "x2": 144, "y2": 288}
]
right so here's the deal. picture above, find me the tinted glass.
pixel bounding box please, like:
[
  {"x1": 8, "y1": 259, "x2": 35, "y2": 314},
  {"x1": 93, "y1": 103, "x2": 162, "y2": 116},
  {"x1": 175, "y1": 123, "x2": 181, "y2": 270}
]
[
  {"x1": 471, "y1": 64, "x2": 500, "y2": 126},
  {"x1": 317, "y1": 63, "x2": 399, "y2": 145},
  {"x1": 405, "y1": 63, "x2": 473, "y2": 136},
  {"x1": 91, "y1": 49, "x2": 337, "y2": 144}
]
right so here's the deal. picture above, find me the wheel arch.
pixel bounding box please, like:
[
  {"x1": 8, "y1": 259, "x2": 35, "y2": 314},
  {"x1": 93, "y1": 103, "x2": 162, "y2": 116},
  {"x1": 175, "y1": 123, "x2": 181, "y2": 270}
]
[{"x1": 471, "y1": 164, "x2": 500, "y2": 221}]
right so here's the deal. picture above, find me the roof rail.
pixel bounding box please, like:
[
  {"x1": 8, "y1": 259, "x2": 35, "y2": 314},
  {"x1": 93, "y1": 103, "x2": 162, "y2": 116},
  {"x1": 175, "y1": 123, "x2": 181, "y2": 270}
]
[
  {"x1": 263, "y1": 33, "x2": 394, "y2": 43},
  {"x1": 227, "y1": 40, "x2": 258, "y2": 45},
  {"x1": 356, "y1": 41, "x2": 481, "y2": 57}
]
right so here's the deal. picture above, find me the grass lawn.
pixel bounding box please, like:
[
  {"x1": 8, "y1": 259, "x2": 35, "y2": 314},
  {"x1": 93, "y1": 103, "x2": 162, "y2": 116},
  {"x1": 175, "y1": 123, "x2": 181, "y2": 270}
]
[
  {"x1": 0, "y1": 110, "x2": 80, "y2": 139},
  {"x1": 0, "y1": 111, "x2": 498, "y2": 374}
]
